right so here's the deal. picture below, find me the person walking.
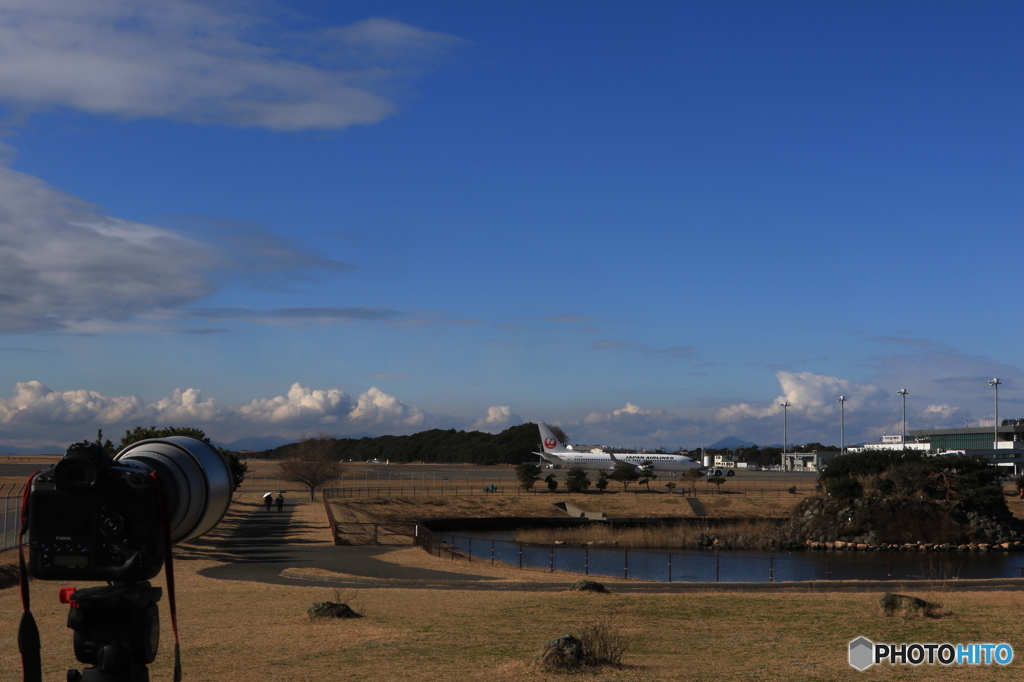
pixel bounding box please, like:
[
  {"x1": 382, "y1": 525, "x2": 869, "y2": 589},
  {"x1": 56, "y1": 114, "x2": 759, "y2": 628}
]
[
  {"x1": 276, "y1": 493, "x2": 284, "y2": 512},
  {"x1": 264, "y1": 492, "x2": 273, "y2": 512}
]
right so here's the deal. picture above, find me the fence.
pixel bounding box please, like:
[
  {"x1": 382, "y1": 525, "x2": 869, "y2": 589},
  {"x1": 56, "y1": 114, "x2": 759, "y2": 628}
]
[
  {"x1": 322, "y1": 469, "x2": 818, "y2": 499},
  {"x1": 413, "y1": 527, "x2": 1024, "y2": 583},
  {"x1": 322, "y1": 500, "x2": 416, "y2": 545},
  {"x1": 0, "y1": 482, "x2": 26, "y2": 551}
]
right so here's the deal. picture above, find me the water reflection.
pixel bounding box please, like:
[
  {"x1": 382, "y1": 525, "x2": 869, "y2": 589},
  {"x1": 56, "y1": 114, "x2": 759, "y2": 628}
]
[{"x1": 445, "y1": 532, "x2": 1024, "y2": 583}]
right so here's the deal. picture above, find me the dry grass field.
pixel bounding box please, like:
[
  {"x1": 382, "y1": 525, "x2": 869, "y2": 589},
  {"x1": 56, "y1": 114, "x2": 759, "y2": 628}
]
[
  {"x1": 6, "y1": 461, "x2": 1024, "y2": 681},
  {"x1": 4, "y1": 490, "x2": 1024, "y2": 681}
]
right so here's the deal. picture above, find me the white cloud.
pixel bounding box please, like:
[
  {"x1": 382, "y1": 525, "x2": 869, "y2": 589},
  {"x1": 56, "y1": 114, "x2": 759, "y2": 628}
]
[
  {"x1": 137, "y1": 388, "x2": 229, "y2": 424},
  {"x1": 707, "y1": 371, "x2": 985, "y2": 446},
  {"x1": 580, "y1": 402, "x2": 705, "y2": 445},
  {"x1": 0, "y1": 380, "x2": 141, "y2": 425},
  {"x1": 239, "y1": 383, "x2": 351, "y2": 424},
  {"x1": 472, "y1": 405, "x2": 521, "y2": 432},
  {"x1": 0, "y1": 164, "x2": 223, "y2": 332},
  {"x1": 0, "y1": 161, "x2": 395, "y2": 333},
  {"x1": 715, "y1": 372, "x2": 887, "y2": 423},
  {"x1": 0, "y1": 380, "x2": 434, "y2": 446},
  {"x1": 0, "y1": 2, "x2": 460, "y2": 130},
  {"x1": 348, "y1": 386, "x2": 424, "y2": 428},
  {"x1": 922, "y1": 404, "x2": 959, "y2": 421}
]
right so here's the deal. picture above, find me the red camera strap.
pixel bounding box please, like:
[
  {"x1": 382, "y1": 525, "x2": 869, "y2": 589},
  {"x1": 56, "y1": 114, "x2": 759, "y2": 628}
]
[
  {"x1": 17, "y1": 469, "x2": 182, "y2": 682},
  {"x1": 17, "y1": 472, "x2": 41, "y2": 682},
  {"x1": 151, "y1": 471, "x2": 182, "y2": 682}
]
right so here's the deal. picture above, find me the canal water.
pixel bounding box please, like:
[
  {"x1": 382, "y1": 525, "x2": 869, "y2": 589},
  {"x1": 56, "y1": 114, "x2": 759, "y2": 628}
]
[{"x1": 442, "y1": 531, "x2": 1024, "y2": 583}]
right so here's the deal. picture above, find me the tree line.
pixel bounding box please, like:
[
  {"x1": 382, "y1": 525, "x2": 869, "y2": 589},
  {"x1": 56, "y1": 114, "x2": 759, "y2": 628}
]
[{"x1": 260, "y1": 423, "x2": 543, "y2": 465}]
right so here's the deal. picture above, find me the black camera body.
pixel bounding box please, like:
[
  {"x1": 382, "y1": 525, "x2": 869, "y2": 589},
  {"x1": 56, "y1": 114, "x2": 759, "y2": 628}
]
[{"x1": 28, "y1": 442, "x2": 165, "y2": 583}]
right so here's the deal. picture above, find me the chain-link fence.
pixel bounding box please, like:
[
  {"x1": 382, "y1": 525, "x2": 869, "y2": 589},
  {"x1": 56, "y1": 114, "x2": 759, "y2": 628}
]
[{"x1": 0, "y1": 482, "x2": 27, "y2": 551}]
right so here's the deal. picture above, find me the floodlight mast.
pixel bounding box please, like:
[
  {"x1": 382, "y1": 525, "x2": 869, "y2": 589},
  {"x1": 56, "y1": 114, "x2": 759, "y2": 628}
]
[
  {"x1": 837, "y1": 396, "x2": 847, "y2": 455},
  {"x1": 990, "y1": 378, "x2": 1002, "y2": 449},
  {"x1": 780, "y1": 400, "x2": 791, "y2": 470},
  {"x1": 897, "y1": 389, "x2": 908, "y2": 446}
]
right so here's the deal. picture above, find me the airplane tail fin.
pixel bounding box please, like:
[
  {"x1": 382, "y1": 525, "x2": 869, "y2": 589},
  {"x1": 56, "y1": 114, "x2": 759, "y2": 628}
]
[{"x1": 538, "y1": 423, "x2": 569, "y2": 453}]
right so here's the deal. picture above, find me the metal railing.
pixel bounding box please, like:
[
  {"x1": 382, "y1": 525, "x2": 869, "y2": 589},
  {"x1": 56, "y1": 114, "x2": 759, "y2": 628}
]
[
  {"x1": 322, "y1": 473, "x2": 818, "y2": 499},
  {"x1": 413, "y1": 528, "x2": 1024, "y2": 583},
  {"x1": 0, "y1": 482, "x2": 27, "y2": 551}
]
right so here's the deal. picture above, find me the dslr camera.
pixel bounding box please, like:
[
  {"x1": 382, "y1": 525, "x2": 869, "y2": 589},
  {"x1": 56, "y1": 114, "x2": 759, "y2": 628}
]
[{"x1": 28, "y1": 436, "x2": 232, "y2": 582}]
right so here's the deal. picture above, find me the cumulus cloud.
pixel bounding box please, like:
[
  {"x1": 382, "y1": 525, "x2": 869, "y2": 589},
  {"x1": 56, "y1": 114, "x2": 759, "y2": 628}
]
[
  {"x1": 715, "y1": 372, "x2": 887, "y2": 423},
  {"x1": 0, "y1": 380, "x2": 141, "y2": 425},
  {"x1": 471, "y1": 405, "x2": 522, "y2": 432},
  {"x1": 239, "y1": 383, "x2": 352, "y2": 424},
  {"x1": 135, "y1": 388, "x2": 227, "y2": 424},
  {"x1": 708, "y1": 371, "x2": 985, "y2": 446},
  {"x1": 0, "y1": 2, "x2": 461, "y2": 130},
  {"x1": 348, "y1": 386, "x2": 425, "y2": 428},
  {"x1": 922, "y1": 404, "x2": 962, "y2": 421},
  {"x1": 581, "y1": 402, "x2": 706, "y2": 445},
  {"x1": 0, "y1": 380, "x2": 430, "y2": 445}
]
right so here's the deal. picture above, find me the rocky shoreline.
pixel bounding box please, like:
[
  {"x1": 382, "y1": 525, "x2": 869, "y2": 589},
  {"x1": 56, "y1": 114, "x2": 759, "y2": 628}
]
[{"x1": 800, "y1": 539, "x2": 1023, "y2": 552}]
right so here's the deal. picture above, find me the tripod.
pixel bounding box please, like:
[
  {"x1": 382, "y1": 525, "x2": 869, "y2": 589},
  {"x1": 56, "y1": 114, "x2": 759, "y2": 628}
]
[{"x1": 64, "y1": 582, "x2": 162, "y2": 682}]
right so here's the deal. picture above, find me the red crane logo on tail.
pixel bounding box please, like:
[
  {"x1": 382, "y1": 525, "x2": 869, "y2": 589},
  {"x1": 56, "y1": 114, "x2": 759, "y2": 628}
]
[{"x1": 544, "y1": 437, "x2": 557, "y2": 450}]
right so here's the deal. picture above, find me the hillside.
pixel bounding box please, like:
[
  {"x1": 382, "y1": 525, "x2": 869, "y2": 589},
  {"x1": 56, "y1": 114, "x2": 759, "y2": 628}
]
[{"x1": 261, "y1": 423, "x2": 541, "y2": 465}]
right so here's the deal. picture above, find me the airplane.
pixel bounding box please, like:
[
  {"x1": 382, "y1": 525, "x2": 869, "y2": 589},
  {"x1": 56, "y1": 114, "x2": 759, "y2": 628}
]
[{"x1": 533, "y1": 423, "x2": 703, "y2": 475}]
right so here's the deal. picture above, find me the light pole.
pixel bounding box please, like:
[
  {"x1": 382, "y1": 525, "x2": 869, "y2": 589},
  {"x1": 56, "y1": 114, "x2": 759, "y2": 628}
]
[
  {"x1": 990, "y1": 378, "x2": 1002, "y2": 449},
  {"x1": 780, "y1": 400, "x2": 791, "y2": 470},
  {"x1": 897, "y1": 389, "x2": 908, "y2": 447},
  {"x1": 837, "y1": 396, "x2": 847, "y2": 455}
]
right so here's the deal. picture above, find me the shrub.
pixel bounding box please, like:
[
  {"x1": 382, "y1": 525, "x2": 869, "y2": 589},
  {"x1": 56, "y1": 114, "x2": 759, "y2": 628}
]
[
  {"x1": 578, "y1": 617, "x2": 627, "y2": 667},
  {"x1": 516, "y1": 463, "x2": 541, "y2": 491},
  {"x1": 787, "y1": 485, "x2": 797, "y2": 495},
  {"x1": 565, "y1": 467, "x2": 591, "y2": 493},
  {"x1": 825, "y1": 476, "x2": 863, "y2": 499},
  {"x1": 870, "y1": 476, "x2": 896, "y2": 496}
]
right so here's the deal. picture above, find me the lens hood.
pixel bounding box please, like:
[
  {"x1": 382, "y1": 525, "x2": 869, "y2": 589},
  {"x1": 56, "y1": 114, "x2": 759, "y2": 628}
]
[{"x1": 115, "y1": 436, "x2": 232, "y2": 544}]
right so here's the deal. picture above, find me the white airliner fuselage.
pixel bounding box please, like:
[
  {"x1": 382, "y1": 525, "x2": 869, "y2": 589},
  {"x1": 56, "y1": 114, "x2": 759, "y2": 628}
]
[{"x1": 534, "y1": 423, "x2": 702, "y2": 474}]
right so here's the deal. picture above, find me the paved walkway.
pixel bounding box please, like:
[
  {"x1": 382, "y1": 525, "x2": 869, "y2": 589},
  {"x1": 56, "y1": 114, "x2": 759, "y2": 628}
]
[{"x1": 196, "y1": 500, "x2": 499, "y2": 587}]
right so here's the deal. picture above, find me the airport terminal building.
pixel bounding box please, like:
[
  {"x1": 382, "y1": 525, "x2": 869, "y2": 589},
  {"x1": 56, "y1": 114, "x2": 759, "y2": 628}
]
[{"x1": 909, "y1": 424, "x2": 1024, "y2": 475}]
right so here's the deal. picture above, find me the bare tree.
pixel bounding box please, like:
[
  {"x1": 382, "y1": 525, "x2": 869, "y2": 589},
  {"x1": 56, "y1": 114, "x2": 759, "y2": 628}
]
[
  {"x1": 549, "y1": 425, "x2": 570, "y2": 444},
  {"x1": 279, "y1": 433, "x2": 342, "y2": 500}
]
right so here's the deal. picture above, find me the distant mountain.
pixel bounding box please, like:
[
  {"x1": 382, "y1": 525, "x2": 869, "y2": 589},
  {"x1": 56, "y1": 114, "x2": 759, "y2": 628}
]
[
  {"x1": 219, "y1": 436, "x2": 292, "y2": 452},
  {"x1": 708, "y1": 436, "x2": 758, "y2": 449},
  {"x1": 0, "y1": 445, "x2": 64, "y2": 455}
]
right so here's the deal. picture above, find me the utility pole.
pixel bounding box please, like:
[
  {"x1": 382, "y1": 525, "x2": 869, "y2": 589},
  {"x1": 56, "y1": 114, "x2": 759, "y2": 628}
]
[
  {"x1": 897, "y1": 389, "x2": 908, "y2": 447},
  {"x1": 990, "y1": 378, "x2": 1002, "y2": 449},
  {"x1": 780, "y1": 400, "x2": 791, "y2": 470},
  {"x1": 837, "y1": 396, "x2": 847, "y2": 455}
]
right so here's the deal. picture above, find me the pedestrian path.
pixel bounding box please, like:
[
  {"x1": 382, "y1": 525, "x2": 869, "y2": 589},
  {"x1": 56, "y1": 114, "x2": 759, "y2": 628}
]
[{"x1": 195, "y1": 498, "x2": 499, "y2": 586}]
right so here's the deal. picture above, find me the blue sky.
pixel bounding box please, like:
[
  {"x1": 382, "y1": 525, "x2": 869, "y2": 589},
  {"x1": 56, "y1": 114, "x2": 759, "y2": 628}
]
[{"x1": 0, "y1": 1, "x2": 1022, "y2": 450}]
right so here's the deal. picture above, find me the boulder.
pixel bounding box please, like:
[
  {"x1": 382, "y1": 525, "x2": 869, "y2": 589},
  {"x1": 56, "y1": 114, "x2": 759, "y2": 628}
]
[
  {"x1": 307, "y1": 601, "x2": 361, "y2": 620},
  {"x1": 535, "y1": 634, "x2": 584, "y2": 669},
  {"x1": 568, "y1": 580, "x2": 608, "y2": 593}
]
